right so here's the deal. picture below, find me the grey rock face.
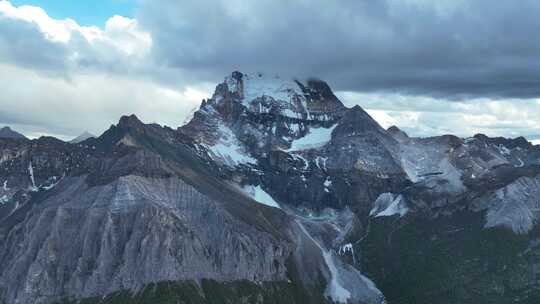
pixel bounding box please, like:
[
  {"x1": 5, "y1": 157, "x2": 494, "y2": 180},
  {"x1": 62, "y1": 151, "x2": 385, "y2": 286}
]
[
  {"x1": 0, "y1": 175, "x2": 291, "y2": 304},
  {"x1": 471, "y1": 175, "x2": 540, "y2": 234},
  {"x1": 388, "y1": 129, "x2": 540, "y2": 231}
]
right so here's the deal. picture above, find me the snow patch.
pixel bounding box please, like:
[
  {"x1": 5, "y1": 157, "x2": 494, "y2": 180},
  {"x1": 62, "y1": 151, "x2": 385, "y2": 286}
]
[
  {"x1": 316, "y1": 156, "x2": 328, "y2": 171},
  {"x1": 338, "y1": 243, "x2": 354, "y2": 255},
  {"x1": 289, "y1": 122, "x2": 300, "y2": 135},
  {"x1": 496, "y1": 144, "x2": 511, "y2": 156},
  {"x1": 338, "y1": 243, "x2": 356, "y2": 264},
  {"x1": 291, "y1": 153, "x2": 309, "y2": 170},
  {"x1": 370, "y1": 193, "x2": 409, "y2": 218},
  {"x1": 296, "y1": 220, "x2": 351, "y2": 303},
  {"x1": 241, "y1": 74, "x2": 301, "y2": 106},
  {"x1": 324, "y1": 177, "x2": 332, "y2": 193},
  {"x1": 2, "y1": 180, "x2": 8, "y2": 191},
  {"x1": 281, "y1": 108, "x2": 302, "y2": 119},
  {"x1": 242, "y1": 185, "x2": 281, "y2": 209},
  {"x1": 324, "y1": 178, "x2": 332, "y2": 187},
  {"x1": 287, "y1": 124, "x2": 337, "y2": 151},
  {"x1": 28, "y1": 162, "x2": 37, "y2": 191},
  {"x1": 225, "y1": 75, "x2": 240, "y2": 94},
  {"x1": 206, "y1": 124, "x2": 256, "y2": 167},
  {"x1": 42, "y1": 176, "x2": 61, "y2": 191}
]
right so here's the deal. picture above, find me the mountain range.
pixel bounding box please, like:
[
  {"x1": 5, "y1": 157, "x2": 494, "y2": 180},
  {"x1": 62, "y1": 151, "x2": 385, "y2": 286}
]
[{"x1": 1, "y1": 72, "x2": 540, "y2": 304}]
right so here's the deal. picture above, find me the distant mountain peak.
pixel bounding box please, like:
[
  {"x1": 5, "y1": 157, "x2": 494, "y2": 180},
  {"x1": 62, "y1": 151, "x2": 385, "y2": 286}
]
[
  {"x1": 338, "y1": 104, "x2": 387, "y2": 134},
  {"x1": 473, "y1": 133, "x2": 532, "y2": 149},
  {"x1": 69, "y1": 131, "x2": 96, "y2": 144},
  {"x1": 118, "y1": 114, "x2": 143, "y2": 127},
  {"x1": 0, "y1": 126, "x2": 27, "y2": 139},
  {"x1": 387, "y1": 125, "x2": 410, "y2": 142}
]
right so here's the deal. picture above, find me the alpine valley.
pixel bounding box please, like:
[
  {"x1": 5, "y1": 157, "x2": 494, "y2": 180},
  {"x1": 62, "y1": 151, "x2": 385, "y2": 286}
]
[{"x1": 1, "y1": 71, "x2": 540, "y2": 304}]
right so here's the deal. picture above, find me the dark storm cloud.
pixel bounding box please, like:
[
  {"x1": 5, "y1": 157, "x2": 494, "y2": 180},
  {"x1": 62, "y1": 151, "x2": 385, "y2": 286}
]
[
  {"x1": 138, "y1": 0, "x2": 540, "y2": 99},
  {"x1": 0, "y1": 16, "x2": 68, "y2": 71}
]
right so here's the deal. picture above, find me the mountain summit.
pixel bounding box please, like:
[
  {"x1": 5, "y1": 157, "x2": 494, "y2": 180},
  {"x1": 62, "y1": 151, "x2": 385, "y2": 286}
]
[
  {"x1": 0, "y1": 126, "x2": 27, "y2": 140},
  {"x1": 220, "y1": 71, "x2": 346, "y2": 115},
  {"x1": 69, "y1": 131, "x2": 96, "y2": 144},
  {"x1": 0, "y1": 72, "x2": 540, "y2": 304}
]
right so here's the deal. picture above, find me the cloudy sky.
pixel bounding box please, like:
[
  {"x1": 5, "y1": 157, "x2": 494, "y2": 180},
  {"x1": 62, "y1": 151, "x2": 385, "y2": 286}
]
[{"x1": 0, "y1": 0, "x2": 539, "y2": 144}]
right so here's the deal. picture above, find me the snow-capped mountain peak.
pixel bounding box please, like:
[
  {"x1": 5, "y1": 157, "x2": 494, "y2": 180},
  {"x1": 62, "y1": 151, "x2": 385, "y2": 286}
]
[{"x1": 213, "y1": 71, "x2": 346, "y2": 121}]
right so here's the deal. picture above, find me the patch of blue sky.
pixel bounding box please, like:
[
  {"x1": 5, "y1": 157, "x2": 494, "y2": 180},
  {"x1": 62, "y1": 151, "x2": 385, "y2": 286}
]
[{"x1": 9, "y1": 0, "x2": 136, "y2": 26}]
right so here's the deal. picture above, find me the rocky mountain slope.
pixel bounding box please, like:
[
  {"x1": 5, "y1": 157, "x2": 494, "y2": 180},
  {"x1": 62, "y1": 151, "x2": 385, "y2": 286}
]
[
  {"x1": 1, "y1": 72, "x2": 540, "y2": 304},
  {"x1": 0, "y1": 127, "x2": 27, "y2": 140}
]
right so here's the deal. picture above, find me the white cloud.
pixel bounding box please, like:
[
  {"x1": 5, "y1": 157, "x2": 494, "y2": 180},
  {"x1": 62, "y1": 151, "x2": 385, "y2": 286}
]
[
  {"x1": 103, "y1": 15, "x2": 152, "y2": 57},
  {"x1": 0, "y1": 1, "x2": 210, "y2": 140},
  {"x1": 365, "y1": 110, "x2": 396, "y2": 129},
  {"x1": 0, "y1": 1, "x2": 75, "y2": 42},
  {"x1": 0, "y1": 0, "x2": 152, "y2": 70},
  {"x1": 338, "y1": 91, "x2": 540, "y2": 140},
  {"x1": 0, "y1": 63, "x2": 208, "y2": 140}
]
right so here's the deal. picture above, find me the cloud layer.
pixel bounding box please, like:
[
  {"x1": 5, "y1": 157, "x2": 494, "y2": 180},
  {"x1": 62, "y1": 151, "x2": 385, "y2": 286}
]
[
  {"x1": 338, "y1": 92, "x2": 540, "y2": 140},
  {"x1": 0, "y1": 1, "x2": 207, "y2": 139},
  {"x1": 139, "y1": 0, "x2": 540, "y2": 98}
]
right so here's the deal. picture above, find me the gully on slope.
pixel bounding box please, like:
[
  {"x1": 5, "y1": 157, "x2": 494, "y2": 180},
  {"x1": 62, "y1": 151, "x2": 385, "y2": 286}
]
[{"x1": 293, "y1": 216, "x2": 386, "y2": 304}]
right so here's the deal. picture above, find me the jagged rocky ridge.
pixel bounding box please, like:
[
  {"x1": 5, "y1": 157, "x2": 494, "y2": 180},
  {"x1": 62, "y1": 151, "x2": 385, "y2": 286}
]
[{"x1": 0, "y1": 72, "x2": 540, "y2": 304}]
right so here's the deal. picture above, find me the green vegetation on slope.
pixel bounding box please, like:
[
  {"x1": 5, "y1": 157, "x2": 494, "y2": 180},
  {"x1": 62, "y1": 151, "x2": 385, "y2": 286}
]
[
  {"x1": 57, "y1": 279, "x2": 314, "y2": 304},
  {"x1": 359, "y1": 211, "x2": 540, "y2": 304}
]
